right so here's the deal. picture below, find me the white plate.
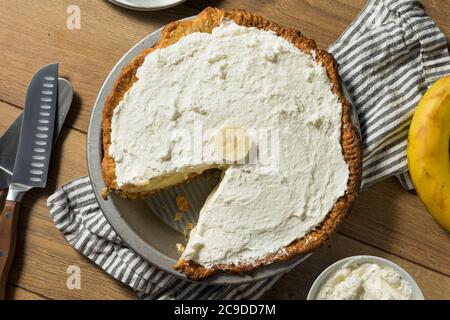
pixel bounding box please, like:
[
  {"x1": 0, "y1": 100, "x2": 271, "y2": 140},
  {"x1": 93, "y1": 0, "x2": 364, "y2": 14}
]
[{"x1": 108, "y1": 0, "x2": 186, "y2": 11}]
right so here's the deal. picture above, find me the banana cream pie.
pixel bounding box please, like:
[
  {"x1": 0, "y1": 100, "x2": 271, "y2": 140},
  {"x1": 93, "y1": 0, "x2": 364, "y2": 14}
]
[{"x1": 102, "y1": 8, "x2": 362, "y2": 279}]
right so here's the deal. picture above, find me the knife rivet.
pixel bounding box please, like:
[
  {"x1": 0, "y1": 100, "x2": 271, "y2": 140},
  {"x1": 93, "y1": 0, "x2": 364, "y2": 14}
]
[
  {"x1": 5, "y1": 212, "x2": 11, "y2": 220},
  {"x1": 0, "y1": 250, "x2": 4, "y2": 257}
]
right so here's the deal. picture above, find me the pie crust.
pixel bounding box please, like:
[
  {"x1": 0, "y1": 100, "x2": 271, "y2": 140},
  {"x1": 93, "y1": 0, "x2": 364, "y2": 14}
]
[{"x1": 101, "y1": 7, "x2": 362, "y2": 280}]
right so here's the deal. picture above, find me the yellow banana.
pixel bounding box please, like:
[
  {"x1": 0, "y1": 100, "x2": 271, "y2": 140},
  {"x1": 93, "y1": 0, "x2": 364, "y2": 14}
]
[{"x1": 407, "y1": 76, "x2": 450, "y2": 231}]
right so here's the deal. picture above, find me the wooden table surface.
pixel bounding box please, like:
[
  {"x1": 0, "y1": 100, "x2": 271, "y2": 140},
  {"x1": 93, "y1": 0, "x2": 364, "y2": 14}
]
[{"x1": 0, "y1": 0, "x2": 449, "y2": 300}]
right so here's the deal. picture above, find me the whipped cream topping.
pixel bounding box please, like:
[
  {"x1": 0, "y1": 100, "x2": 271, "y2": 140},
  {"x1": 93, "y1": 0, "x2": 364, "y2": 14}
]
[
  {"x1": 109, "y1": 21, "x2": 349, "y2": 266},
  {"x1": 316, "y1": 261, "x2": 413, "y2": 300}
]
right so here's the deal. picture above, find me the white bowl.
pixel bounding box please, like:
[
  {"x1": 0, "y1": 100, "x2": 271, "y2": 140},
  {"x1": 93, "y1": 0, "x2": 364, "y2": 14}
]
[{"x1": 307, "y1": 255, "x2": 424, "y2": 300}]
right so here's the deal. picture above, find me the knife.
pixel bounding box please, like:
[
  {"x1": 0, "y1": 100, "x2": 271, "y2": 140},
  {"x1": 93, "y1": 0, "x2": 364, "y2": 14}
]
[
  {"x1": 0, "y1": 78, "x2": 73, "y2": 193},
  {"x1": 0, "y1": 64, "x2": 59, "y2": 299}
]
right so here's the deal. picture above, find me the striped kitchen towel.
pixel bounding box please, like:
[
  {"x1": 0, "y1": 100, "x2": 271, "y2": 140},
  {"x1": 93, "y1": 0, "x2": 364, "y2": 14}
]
[
  {"x1": 48, "y1": 0, "x2": 450, "y2": 299},
  {"x1": 329, "y1": 0, "x2": 450, "y2": 189},
  {"x1": 48, "y1": 176, "x2": 288, "y2": 299}
]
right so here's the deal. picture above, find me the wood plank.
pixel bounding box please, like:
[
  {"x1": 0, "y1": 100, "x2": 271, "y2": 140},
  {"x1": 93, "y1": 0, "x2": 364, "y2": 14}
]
[
  {"x1": 185, "y1": 0, "x2": 366, "y2": 48},
  {"x1": 263, "y1": 233, "x2": 450, "y2": 300},
  {"x1": 422, "y1": 0, "x2": 450, "y2": 36},
  {"x1": 342, "y1": 180, "x2": 450, "y2": 276},
  {"x1": 10, "y1": 230, "x2": 137, "y2": 300},
  {"x1": 6, "y1": 284, "x2": 48, "y2": 300}
]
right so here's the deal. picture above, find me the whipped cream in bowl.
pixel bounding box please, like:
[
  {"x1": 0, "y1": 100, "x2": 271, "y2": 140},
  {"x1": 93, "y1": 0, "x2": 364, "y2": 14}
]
[{"x1": 307, "y1": 255, "x2": 424, "y2": 300}]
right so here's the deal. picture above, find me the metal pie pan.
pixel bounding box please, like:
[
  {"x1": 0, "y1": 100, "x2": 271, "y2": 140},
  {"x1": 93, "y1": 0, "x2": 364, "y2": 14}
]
[{"x1": 87, "y1": 17, "x2": 355, "y2": 285}]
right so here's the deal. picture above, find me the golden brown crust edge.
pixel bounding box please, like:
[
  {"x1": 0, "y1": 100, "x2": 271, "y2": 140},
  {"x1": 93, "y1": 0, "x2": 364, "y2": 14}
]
[{"x1": 101, "y1": 7, "x2": 362, "y2": 279}]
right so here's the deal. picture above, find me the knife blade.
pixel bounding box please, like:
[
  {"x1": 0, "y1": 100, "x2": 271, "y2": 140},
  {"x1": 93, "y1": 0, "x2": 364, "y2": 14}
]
[
  {"x1": 8, "y1": 63, "x2": 59, "y2": 195},
  {"x1": 0, "y1": 63, "x2": 59, "y2": 299},
  {"x1": 0, "y1": 78, "x2": 73, "y2": 190}
]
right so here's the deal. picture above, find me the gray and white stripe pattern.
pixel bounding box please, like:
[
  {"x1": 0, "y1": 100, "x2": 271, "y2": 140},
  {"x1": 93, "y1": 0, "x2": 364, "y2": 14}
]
[
  {"x1": 47, "y1": 0, "x2": 450, "y2": 299},
  {"x1": 328, "y1": 0, "x2": 450, "y2": 189},
  {"x1": 48, "y1": 176, "x2": 285, "y2": 299}
]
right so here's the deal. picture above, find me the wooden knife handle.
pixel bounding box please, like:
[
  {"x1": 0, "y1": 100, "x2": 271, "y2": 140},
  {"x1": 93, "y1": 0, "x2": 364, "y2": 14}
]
[
  {"x1": 0, "y1": 190, "x2": 5, "y2": 212},
  {"x1": 0, "y1": 200, "x2": 21, "y2": 300}
]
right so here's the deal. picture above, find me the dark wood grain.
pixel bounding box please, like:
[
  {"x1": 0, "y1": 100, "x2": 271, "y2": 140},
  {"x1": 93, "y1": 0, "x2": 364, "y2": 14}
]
[
  {"x1": 0, "y1": 200, "x2": 21, "y2": 299},
  {"x1": 6, "y1": 284, "x2": 48, "y2": 300}
]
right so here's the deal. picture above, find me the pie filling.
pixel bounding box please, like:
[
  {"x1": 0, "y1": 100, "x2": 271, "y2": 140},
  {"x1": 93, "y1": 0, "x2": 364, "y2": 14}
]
[{"x1": 109, "y1": 21, "x2": 349, "y2": 267}]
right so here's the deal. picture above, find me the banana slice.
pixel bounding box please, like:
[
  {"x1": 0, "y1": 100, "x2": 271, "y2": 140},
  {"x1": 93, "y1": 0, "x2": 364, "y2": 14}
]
[{"x1": 214, "y1": 127, "x2": 252, "y2": 164}]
